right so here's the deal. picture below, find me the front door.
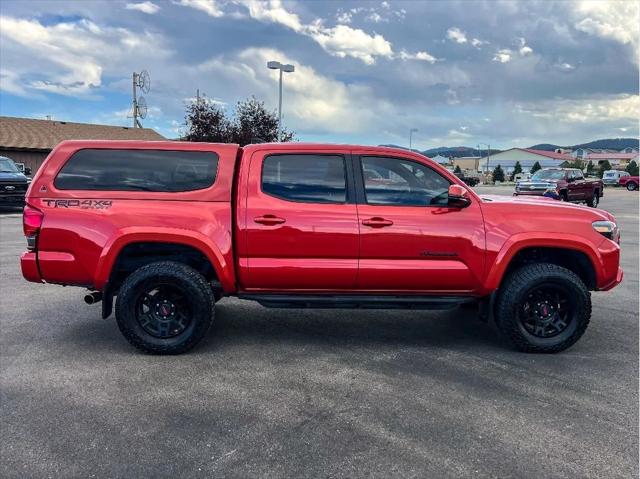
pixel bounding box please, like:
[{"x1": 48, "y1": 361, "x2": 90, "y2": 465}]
[
  {"x1": 355, "y1": 154, "x2": 486, "y2": 293},
  {"x1": 240, "y1": 151, "x2": 359, "y2": 291}
]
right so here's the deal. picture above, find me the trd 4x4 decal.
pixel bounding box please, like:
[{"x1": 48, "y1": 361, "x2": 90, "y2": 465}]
[{"x1": 43, "y1": 199, "x2": 112, "y2": 209}]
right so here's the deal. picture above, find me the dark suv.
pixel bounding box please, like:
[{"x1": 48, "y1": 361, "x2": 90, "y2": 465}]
[{"x1": 0, "y1": 156, "x2": 30, "y2": 207}]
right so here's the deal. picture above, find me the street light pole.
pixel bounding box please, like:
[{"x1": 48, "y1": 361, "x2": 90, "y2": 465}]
[
  {"x1": 267, "y1": 60, "x2": 295, "y2": 141},
  {"x1": 409, "y1": 128, "x2": 418, "y2": 150},
  {"x1": 478, "y1": 142, "x2": 491, "y2": 174}
]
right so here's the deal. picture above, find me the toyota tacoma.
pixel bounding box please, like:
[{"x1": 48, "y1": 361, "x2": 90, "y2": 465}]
[{"x1": 21, "y1": 141, "x2": 623, "y2": 354}]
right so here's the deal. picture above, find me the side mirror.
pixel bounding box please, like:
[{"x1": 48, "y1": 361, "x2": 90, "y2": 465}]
[
  {"x1": 448, "y1": 184, "x2": 471, "y2": 208},
  {"x1": 25, "y1": 167, "x2": 32, "y2": 175}
]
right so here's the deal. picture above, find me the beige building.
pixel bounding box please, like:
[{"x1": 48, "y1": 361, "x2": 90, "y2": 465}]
[
  {"x1": 0, "y1": 116, "x2": 165, "y2": 173},
  {"x1": 452, "y1": 156, "x2": 482, "y2": 172}
]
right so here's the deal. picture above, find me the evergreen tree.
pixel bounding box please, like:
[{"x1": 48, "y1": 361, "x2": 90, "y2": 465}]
[
  {"x1": 510, "y1": 161, "x2": 522, "y2": 181},
  {"x1": 492, "y1": 164, "x2": 505, "y2": 183},
  {"x1": 586, "y1": 160, "x2": 595, "y2": 176},
  {"x1": 454, "y1": 165, "x2": 462, "y2": 174},
  {"x1": 597, "y1": 160, "x2": 612, "y2": 178},
  {"x1": 625, "y1": 160, "x2": 639, "y2": 176},
  {"x1": 530, "y1": 161, "x2": 542, "y2": 174}
]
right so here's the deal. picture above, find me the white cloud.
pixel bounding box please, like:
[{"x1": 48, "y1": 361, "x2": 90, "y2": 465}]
[
  {"x1": 398, "y1": 50, "x2": 437, "y2": 63},
  {"x1": 517, "y1": 37, "x2": 533, "y2": 56},
  {"x1": 471, "y1": 38, "x2": 487, "y2": 48},
  {"x1": 236, "y1": 0, "x2": 427, "y2": 65},
  {"x1": 366, "y1": 12, "x2": 384, "y2": 23},
  {"x1": 177, "y1": 0, "x2": 223, "y2": 18},
  {"x1": 446, "y1": 27, "x2": 467, "y2": 44},
  {"x1": 125, "y1": 2, "x2": 160, "y2": 14},
  {"x1": 0, "y1": 15, "x2": 171, "y2": 96},
  {"x1": 335, "y1": 11, "x2": 352, "y2": 24},
  {"x1": 493, "y1": 49, "x2": 512, "y2": 63},
  {"x1": 574, "y1": 0, "x2": 639, "y2": 62},
  {"x1": 515, "y1": 94, "x2": 639, "y2": 123},
  {"x1": 193, "y1": 47, "x2": 389, "y2": 133}
]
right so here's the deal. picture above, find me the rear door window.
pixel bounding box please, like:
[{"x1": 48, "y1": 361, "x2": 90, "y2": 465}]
[
  {"x1": 261, "y1": 154, "x2": 347, "y2": 203},
  {"x1": 54, "y1": 149, "x2": 218, "y2": 192}
]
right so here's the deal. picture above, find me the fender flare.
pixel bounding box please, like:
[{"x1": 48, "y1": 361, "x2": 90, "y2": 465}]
[
  {"x1": 484, "y1": 233, "x2": 604, "y2": 291},
  {"x1": 93, "y1": 227, "x2": 235, "y2": 292}
]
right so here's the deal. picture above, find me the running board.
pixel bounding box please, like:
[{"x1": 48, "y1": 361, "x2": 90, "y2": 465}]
[{"x1": 238, "y1": 294, "x2": 475, "y2": 310}]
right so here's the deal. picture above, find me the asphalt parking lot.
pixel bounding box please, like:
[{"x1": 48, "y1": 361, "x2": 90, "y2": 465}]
[{"x1": 1, "y1": 187, "x2": 638, "y2": 478}]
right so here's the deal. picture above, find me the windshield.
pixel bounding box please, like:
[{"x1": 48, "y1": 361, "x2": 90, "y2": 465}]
[
  {"x1": 0, "y1": 158, "x2": 20, "y2": 173},
  {"x1": 531, "y1": 169, "x2": 565, "y2": 181}
]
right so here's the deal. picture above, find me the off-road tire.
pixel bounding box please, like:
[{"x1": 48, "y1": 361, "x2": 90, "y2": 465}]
[
  {"x1": 586, "y1": 189, "x2": 600, "y2": 208},
  {"x1": 115, "y1": 261, "x2": 215, "y2": 354},
  {"x1": 495, "y1": 263, "x2": 591, "y2": 353}
]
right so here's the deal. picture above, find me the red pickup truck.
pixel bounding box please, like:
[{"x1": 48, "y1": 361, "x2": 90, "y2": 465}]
[
  {"x1": 21, "y1": 141, "x2": 623, "y2": 354},
  {"x1": 514, "y1": 168, "x2": 604, "y2": 206}
]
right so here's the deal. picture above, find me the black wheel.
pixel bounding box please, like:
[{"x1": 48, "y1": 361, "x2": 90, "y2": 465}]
[
  {"x1": 586, "y1": 190, "x2": 600, "y2": 207},
  {"x1": 115, "y1": 261, "x2": 215, "y2": 354},
  {"x1": 559, "y1": 191, "x2": 568, "y2": 202},
  {"x1": 627, "y1": 182, "x2": 638, "y2": 191},
  {"x1": 495, "y1": 263, "x2": 591, "y2": 353}
]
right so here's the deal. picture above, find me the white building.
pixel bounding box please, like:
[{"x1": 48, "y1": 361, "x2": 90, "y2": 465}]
[{"x1": 478, "y1": 148, "x2": 573, "y2": 174}]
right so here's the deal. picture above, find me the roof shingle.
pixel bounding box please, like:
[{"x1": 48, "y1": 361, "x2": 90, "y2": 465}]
[{"x1": 0, "y1": 116, "x2": 165, "y2": 150}]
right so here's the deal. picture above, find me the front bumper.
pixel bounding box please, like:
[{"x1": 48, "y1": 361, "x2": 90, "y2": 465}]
[{"x1": 0, "y1": 194, "x2": 26, "y2": 205}]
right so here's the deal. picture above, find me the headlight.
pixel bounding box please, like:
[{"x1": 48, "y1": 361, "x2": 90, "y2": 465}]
[{"x1": 593, "y1": 220, "x2": 619, "y2": 242}]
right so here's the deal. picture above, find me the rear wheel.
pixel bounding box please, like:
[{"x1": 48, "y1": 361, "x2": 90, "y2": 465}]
[
  {"x1": 115, "y1": 261, "x2": 215, "y2": 354},
  {"x1": 495, "y1": 263, "x2": 591, "y2": 353},
  {"x1": 559, "y1": 191, "x2": 568, "y2": 202},
  {"x1": 586, "y1": 189, "x2": 600, "y2": 207},
  {"x1": 627, "y1": 182, "x2": 638, "y2": 191}
]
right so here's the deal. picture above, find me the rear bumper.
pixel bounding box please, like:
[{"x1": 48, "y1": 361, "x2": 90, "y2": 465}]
[{"x1": 20, "y1": 252, "x2": 42, "y2": 283}]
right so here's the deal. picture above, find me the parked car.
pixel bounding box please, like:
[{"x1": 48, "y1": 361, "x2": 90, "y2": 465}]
[
  {"x1": 514, "y1": 168, "x2": 604, "y2": 207},
  {"x1": 21, "y1": 141, "x2": 622, "y2": 354},
  {"x1": 0, "y1": 156, "x2": 31, "y2": 206},
  {"x1": 602, "y1": 170, "x2": 629, "y2": 186},
  {"x1": 454, "y1": 171, "x2": 480, "y2": 186},
  {"x1": 619, "y1": 175, "x2": 639, "y2": 191}
]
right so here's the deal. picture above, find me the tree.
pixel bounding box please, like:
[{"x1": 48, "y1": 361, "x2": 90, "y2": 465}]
[
  {"x1": 586, "y1": 160, "x2": 595, "y2": 176},
  {"x1": 597, "y1": 160, "x2": 612, "y2": 178},
  {"x1": 530, "y1": 161, "x2": 542, "y2": 174},
  {"x1": 454, "y1": 165, "x2": 462, "y2": 174},
  {"x1": 625, "y1": 160, "x2": 639, "y2": 176},
  {"x1": 183, "y1": 101, "x2": 232, "y2": 143},
  {"x1": 510, "y1": 161, "x2": 522, "y2": 181},
  {"x1": 183, "y1": 95, "x2": 295, "y2": 145},
  {"x1": 492, "y1": 164, "x2": 505, "y2": 183}
]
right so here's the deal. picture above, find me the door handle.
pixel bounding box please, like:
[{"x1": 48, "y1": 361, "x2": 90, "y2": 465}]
[
  {"x1": 362, "y1": 217, "x2": 394, "y2": 228},
  {"x1": 254, "y1": 215, "x2": 286, "y2": 225}
]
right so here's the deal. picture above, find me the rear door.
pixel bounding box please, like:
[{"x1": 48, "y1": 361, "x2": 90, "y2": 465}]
[
  {"x1": 354, "y1": 153, "x2": 486, "y2": 293},
  {"x1": 239, "y1": 149, "x2": 359, "y2": 291}
]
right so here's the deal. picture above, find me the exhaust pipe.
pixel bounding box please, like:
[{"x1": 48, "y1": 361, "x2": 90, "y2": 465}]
[{"x1": 84, "y1": 291, "x2": 103, "y2": 305}]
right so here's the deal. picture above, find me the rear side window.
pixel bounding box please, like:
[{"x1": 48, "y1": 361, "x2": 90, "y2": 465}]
[
  {"x1": 262, "y1": 154, "x2": 347, "y2": 203},
  {"x1": 54, "y1": 149, "x2": 218, "y2": 192}
]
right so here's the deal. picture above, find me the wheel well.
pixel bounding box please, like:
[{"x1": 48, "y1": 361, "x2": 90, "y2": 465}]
[
  {"x1": 503, "y1": 247, "x2": 596, "y2": 290},
  {"x1": 109, "y1": 242, "x2": 219, "y2": 291}
]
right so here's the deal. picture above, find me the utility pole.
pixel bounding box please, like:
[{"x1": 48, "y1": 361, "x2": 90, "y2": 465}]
[
  {"x1": 409, "y1": 128, "x2": 418, "y2": 150},
  {"x1": 132, "y1": 72, "x2": 138, "y2": 128}
]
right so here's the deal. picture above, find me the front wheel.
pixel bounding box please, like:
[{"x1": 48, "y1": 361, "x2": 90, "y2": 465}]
[
  {"x1": 627, "y1": 182, "x2": 638, "y2": 191},
  {"x1": 495, "y1": 263, "x2": 591, "y2": 353},
  {"x1": 115, "y1": 261, "x2": 215, "y2": 354},
  {"x1": 586, "y1": 190, "x2": 600, "y2": 208}
]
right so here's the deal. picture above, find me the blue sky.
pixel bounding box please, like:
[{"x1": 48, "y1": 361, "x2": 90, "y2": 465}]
[{"x1": 0, "y1": 0, "x2": 638, "y2": 149}]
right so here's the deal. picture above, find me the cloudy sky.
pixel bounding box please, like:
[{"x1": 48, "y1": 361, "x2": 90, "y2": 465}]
[{"x1": 0, "y1": 0, "x2": 638, "y2": 149}]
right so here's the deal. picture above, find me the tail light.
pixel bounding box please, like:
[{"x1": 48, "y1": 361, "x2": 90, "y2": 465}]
[{"x1": 23, "y1": 205, "x2": 44, "y2": 250}]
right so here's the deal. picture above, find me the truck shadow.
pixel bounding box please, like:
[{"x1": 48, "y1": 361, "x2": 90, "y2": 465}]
[{"x1": 200, "y1": 300, "x2": 505, "y2": 352}]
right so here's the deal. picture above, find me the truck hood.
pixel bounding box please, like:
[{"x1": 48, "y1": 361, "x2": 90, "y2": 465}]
[
  {"x1": 0, "y1": 172, "x2": 28, "y2": 182},
  {"x1": 479, "y1": 194, "x2": 613, "y2": 222}
]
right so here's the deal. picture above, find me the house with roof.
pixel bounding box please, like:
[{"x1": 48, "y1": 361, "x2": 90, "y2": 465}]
[
  {"x1": 0, "y1": 116, "x2": 165, "y2": 173},
  {"x1": 583, "y1": 151, "x2": 639, "y2": 169},
  {"x1": 478, "y1": 148, "x2": 574, "y2": 174}
]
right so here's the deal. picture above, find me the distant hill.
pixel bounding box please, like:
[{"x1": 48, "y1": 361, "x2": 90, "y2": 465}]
[
  {"x1": 529, "y1": 138, "x2": 639, "y2": 151},
  {"x1": 421, "y1": 146, "x2": 501, "y2": 158}
]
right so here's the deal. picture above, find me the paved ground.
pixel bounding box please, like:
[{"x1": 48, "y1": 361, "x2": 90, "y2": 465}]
[{"x1": 1, "y1": 187, "x2": 638, "y2": 478}]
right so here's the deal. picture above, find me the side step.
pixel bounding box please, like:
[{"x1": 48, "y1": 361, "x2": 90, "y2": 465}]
[{"x1": 238, "y1": 294, "x2": 476, "y2": 310}]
